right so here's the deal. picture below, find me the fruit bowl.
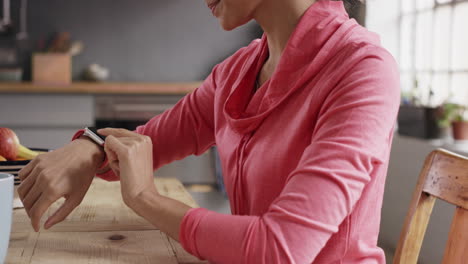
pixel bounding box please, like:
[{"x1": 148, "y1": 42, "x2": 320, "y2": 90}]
[{"x1": 0, "y1": 148, "x2": 51, "y2": 185}]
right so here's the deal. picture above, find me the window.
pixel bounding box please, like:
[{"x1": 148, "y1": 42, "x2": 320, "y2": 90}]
[
  {"x1": 367, "y1": 0, "x2": 468, "y2": 106},
  {"x1": 404, "y1": 0, "x2": 468, "y2": 105}
]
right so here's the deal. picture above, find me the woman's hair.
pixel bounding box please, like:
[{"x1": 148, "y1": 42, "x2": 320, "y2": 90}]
[
  {"x1": 343, "y1": 0, "x2": 363, "y2": 4},
  {"x1": 335, "y1": 0, "x2": 366, "y2": 26},
  {"x1": 337, "y1": 0, "x2": 363, "y2": 8}
]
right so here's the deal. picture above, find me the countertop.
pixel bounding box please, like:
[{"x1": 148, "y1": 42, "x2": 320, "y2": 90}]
[{"x1": 0, "y1": 82, "x2": 202, "y2": 95}]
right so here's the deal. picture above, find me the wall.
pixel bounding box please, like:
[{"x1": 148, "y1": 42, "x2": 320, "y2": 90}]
[{"x1": 9, "y1": 0, "x2": 262, "y2": 81}]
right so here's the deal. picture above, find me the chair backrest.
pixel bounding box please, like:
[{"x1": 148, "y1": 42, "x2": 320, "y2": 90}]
[{"x1": 393, "y1": 148, "x2": 468, "y2": 264}]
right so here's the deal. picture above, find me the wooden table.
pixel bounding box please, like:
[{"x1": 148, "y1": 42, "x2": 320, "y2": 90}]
[{"x1": 6, "y1": 178, "x2": 208, "y2": 264}]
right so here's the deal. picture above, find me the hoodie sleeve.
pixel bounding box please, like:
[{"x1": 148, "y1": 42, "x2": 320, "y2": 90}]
[
  {"x1": 179, "y1": 52, "x2": 400, "y2": 263},
  {"x1": 95, "y1": 66, "x2": 218, "y2": 181}
]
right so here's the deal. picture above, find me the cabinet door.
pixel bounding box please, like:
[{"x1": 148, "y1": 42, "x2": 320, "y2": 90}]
[
  {"x1": 0, "y1": 94, "x2": 94, "y2": 150},
  {"x1": 0, "y1": 94, "x2": 94, "y2": 127}
]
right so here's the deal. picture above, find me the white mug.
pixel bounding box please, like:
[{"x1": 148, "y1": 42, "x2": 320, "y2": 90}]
[{"x1": 0, "y1": 173, "x2": 13, "y2": 263}]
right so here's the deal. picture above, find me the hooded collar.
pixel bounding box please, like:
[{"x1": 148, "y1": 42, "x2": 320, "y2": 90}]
[{"x1": 223, "y1": 0, "x2": 353, "y2": 135}]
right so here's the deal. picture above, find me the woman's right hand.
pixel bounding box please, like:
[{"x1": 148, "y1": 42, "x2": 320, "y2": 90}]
[{"x1": 17, "y1": 137, "x2": 106, "y2": 232}]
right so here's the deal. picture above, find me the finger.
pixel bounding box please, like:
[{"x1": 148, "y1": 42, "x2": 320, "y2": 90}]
[
  {"x1": 103, "y1": 140, "x2": 119, "y2": 163},
  {"x1": 98, "y1": 128, "x2": 136, "y2": 138},
  {"x1": 29, "y1": 194, "x2": 57, "y2": 232},
  {"x1": 17, "y1": 174, "x2": 36, "y2": 200},
  {"x1": 117, "y1": 137, "x2": 140, "y2": 146},
  {"x1": 44, "y1": 197, "x2": 79, "y2": 229},
  {"x1": 104, "y1": 135, "x2": 128, "y2": 158},
  {"x1": 103, "y1": 137, "x2": 123, "y2": 176},
  {"x1": 22, "y1": 182, "x2": 43, "y2": 213},
  {"x1": 19, "y1": 161, "x2": 42, "y2": 186},
  {"x1": 18, "y1": 157, "x2": 39, "y2": 181},
  {"x1": 108, "y1": 160, "x2": 120, "y2": 176}
]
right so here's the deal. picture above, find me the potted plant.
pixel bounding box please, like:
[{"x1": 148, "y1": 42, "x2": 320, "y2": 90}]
[{"x1": 437, "y1": 103, "x2": 468, "y2": 140}]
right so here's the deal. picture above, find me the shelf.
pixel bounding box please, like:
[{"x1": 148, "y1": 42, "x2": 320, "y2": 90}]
[{"x1": 0, "y1": 81, "x2": 202, "y2": 95}]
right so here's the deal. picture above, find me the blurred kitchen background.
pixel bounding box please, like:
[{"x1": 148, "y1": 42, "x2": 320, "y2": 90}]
[{"x1": 0, "y1": 0, "x2": 466, "y2": 263}]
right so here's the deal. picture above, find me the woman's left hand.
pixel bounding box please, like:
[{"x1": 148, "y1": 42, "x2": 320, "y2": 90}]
[{"x1": 97, "y1": 128, "x2": 158, "y2": 209}]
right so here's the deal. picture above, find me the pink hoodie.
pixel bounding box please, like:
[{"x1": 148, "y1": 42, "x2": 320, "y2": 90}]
[{"x1": 95, "y1": 1, "x2": 400, "y2": 263}]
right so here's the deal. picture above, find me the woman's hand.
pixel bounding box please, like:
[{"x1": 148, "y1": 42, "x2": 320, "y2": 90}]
[
  {"x1": 98, "y1": 128, "x2": 158, "y2": 209},
  {"x1": 17, "y1": 137, "x2": 105, "y2": 231},
  {"x1": 99, "y1": 128, "x2": 191, "y2": 241}
]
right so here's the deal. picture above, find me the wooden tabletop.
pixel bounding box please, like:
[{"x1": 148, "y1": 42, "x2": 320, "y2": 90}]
[
  {"x1": 0, "y1": 82, "x2": 202, "y2": 95},
  {"x1": 6, "y1": 178, "x2": 208, "y2": 264}
]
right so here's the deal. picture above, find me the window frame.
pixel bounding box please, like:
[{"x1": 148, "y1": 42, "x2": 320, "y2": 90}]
[{"x1": 399, "y1": 0, "x2": 468, "y2": 105}]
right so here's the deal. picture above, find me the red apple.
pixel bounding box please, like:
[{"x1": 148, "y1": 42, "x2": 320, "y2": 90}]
[{"x1": 0, "y1": 127, "x2": 20, "y2": 160}]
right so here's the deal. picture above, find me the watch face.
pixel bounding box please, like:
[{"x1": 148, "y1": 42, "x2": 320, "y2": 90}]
[{"x1": 85, "y1": 127, "x2": 106, "y2": 146}]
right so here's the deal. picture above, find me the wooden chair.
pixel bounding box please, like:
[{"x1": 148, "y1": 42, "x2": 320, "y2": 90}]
[{"x1": 393, "y1": 149, "x2": 468, "y2": 264}]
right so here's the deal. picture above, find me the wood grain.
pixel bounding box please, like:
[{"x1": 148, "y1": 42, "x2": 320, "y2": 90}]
[
  {"x1": 5, "y1": 232, "x2": 39, "y2": 264},
  {"x1": 29, "y1": 230, "x2": 177, "y2": 264},
  {"x1": 8, "y1": 177, "x2": 206, "y2": 264},
  {"x1": 442, "y1": 207, "x2": 468, "y2": 264},
  {"x1": 393, "y1": 193, "x2": 436, "y2": 263},
  {"x1": 0, "y1": 82, "x2": 201, "y2": 95},
  {"x1": 423, "y1": 150, "x2": 468, "y2": 210},
  {"x1": 156, "y1": 178, "x2": 199, "y2": 208},
  {"x1": 13, "y1": 178, "x2": 198, "y2": 233}
]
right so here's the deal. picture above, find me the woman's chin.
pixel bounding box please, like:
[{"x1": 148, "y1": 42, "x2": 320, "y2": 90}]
[
  {"x1": 220, "y1": 20, "x2": 238, "y2": 31},
  {"x1": 219, "y1": 17, "x2": 251, "y2": 31}
]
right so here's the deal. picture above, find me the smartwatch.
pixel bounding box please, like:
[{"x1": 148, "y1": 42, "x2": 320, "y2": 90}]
[{"x1": 82, "y1": 127, "x2": 106, "y2": 147}]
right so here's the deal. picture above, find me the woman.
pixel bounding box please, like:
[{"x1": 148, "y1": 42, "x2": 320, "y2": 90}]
[{"x1": 17, "y1": 0, "x2": 400, "y2": 263}]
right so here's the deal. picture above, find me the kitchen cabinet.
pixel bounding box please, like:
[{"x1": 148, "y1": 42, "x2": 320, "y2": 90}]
[{"x1": 0, "y1": 94, "x2": 94, "y2": 149}]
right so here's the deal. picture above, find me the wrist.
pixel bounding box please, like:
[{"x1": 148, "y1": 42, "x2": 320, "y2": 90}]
[
  {"x1": 74, "y1": 136, "x2": 106, "y2": 169},
  {"x1": 129, "y1": 187, "x2": 191, "y2": 241},
  {"x1": 130, "y1": 187, "x2": 160, "y2": 214}
]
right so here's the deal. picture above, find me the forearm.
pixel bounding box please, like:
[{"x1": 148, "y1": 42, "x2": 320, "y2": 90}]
[{"x1": 132, "y1": 190, "x2": 191, "y2": 241}]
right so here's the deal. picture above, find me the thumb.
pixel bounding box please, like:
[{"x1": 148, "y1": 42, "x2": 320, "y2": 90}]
[
  {"x1": 104, "y1": 141, "x2": 118, "y2": 164},
  {"x1": 44, "y1": 197, "x2": 80, "y2": 229},
  {"x1": 103, "y1": 135, "x2": 127, "y2": 163},
  {"x1": 98, "y1": 128, "x2": 134, "y2": 138},
  {"x1": 103, "y1": 135, "x2": 125, "y2": 177}
]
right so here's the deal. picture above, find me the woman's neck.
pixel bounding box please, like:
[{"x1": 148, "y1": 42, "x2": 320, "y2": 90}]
[{"x1": 254, "y1": 0, "x2": 315, "y2": 66}]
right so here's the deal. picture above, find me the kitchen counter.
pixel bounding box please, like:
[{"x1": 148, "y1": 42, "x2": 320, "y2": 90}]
[
  {"x1": 0, "y1": 82, "x2": 202, "y2": 95},
  {"x1": 7, "y1": 177, "x2": 207, "y2": 264}
]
